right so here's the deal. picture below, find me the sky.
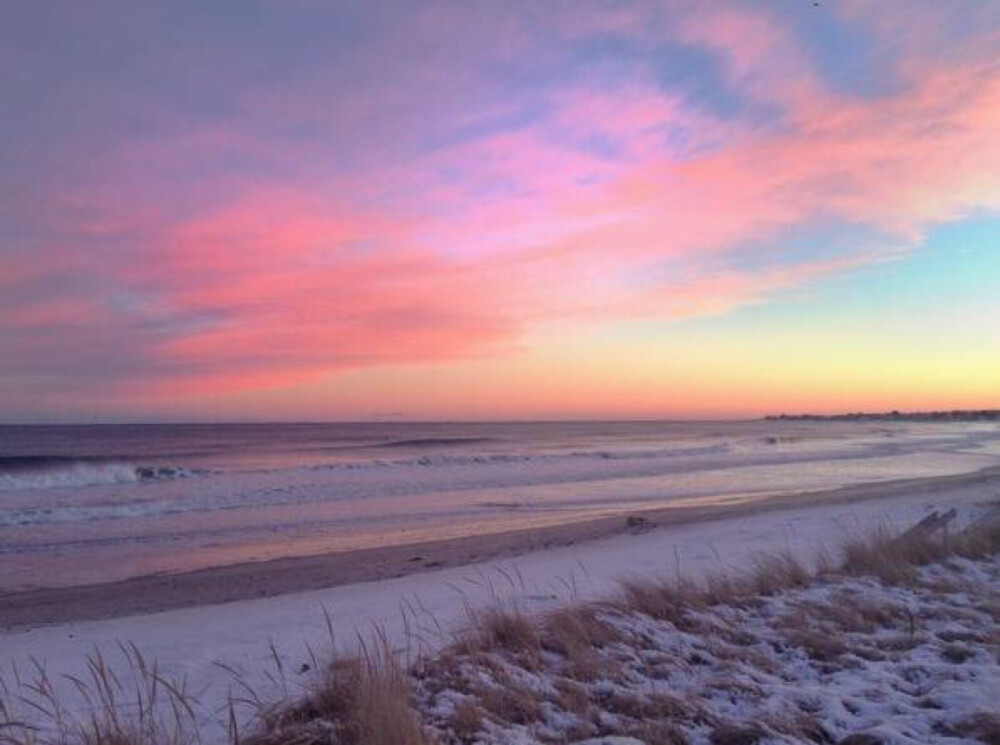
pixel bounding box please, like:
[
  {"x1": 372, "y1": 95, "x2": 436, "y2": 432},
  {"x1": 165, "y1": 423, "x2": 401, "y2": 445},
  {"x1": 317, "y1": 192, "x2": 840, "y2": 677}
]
[{"x1": 1, "y1": 0, "x2": 999, "y2": 422}]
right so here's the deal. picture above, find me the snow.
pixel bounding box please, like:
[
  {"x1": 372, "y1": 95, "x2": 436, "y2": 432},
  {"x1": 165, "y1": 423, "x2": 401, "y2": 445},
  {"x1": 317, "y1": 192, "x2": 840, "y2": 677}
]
[
  {"x1": 2, "y1": 480, "x2": 998, "y2": 742},
  {"x1": 415, "y1": 557, "x2": 1000, "y2": 744}
]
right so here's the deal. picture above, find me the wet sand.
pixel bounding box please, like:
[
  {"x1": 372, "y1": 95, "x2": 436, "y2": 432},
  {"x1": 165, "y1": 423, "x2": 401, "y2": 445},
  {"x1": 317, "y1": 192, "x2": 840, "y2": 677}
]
[{"x1": 3, "y1": 465, "x2": 999, "y2": 630}]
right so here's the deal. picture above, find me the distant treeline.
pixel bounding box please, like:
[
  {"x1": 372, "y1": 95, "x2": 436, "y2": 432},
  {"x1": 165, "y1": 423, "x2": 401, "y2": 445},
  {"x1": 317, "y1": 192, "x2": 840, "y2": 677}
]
[{"x1": 766, "y1": 410, "x2": 1000, "y2": 422}]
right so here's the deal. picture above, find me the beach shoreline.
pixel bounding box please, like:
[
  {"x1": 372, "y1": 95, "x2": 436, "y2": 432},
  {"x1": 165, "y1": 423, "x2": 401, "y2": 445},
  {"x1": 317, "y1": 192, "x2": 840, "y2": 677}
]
[{"x1": 5, "y1": 464, "x2": 999, "y2": 631}]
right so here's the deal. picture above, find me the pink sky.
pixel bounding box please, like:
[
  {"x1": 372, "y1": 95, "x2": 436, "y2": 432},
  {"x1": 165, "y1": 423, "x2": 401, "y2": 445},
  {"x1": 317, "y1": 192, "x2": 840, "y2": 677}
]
[{"x1": 1, "y1": 1, "x2": 999, "y2": 420}]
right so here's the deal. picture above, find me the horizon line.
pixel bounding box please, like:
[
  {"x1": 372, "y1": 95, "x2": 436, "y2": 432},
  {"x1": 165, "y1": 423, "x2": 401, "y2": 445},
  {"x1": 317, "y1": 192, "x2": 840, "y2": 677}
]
[{"x1": 2, "y1": 408, "x2": 998, "y2": 427}]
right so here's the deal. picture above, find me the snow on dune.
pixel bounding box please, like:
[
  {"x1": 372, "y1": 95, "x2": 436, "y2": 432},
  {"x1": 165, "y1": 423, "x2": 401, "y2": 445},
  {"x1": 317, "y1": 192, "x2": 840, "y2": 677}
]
[{"x1": 412, "y1": 555, "x2": 1000, "y2": 744}]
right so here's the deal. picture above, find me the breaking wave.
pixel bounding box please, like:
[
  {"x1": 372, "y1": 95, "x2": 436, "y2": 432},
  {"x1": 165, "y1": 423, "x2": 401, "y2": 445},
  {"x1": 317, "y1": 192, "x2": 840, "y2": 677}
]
[
  {"x1": 303, "y1": 442, "x2": 736, "y2": 472},
  {"x1": 375, "y1": 437, "x2": 497, "y2": 448},
  {"x1": 0, "y1": 456, "x2": 194, "y2": 491},
  {"x1": 0, "y1": 436, "x2": 801, "y2": 491}
]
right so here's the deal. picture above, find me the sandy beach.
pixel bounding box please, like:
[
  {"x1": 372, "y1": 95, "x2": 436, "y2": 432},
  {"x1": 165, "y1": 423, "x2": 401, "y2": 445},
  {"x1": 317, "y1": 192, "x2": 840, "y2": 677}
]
[
  {"x1": 4, "y1": 464, "x2": 1000, "y2": 630},
  {"x1": 3, "y1": 464, "x2": 999, "y2": 741}
]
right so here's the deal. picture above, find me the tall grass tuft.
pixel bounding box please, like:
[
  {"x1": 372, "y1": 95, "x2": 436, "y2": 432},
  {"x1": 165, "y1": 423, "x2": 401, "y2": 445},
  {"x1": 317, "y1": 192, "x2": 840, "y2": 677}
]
[
  {"x1": 0, "y1": 645, "x2": 199, "y2": 745},
  {"x1": 247, "y1": 627, "x2": 429, "y2": 745},
  {"x1": 839, "y1": 515, "x2": 1000, "y2": 584}
]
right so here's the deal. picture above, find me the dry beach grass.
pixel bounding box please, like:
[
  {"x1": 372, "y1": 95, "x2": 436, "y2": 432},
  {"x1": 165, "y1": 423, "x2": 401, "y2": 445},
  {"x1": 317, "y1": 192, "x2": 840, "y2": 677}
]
[{"x1": 0, "y1": 645, "x2": 199, "y2": 745}]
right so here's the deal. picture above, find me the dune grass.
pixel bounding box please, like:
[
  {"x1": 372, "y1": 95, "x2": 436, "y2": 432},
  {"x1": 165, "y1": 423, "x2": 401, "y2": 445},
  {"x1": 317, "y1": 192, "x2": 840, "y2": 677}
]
[
  {"x1": 3, "y1": 510, "x2": 999, "y2": 745},
  {"x1": 0, "y1": 645, "x2": 198, "y2": 745},
  {"x1": 236, "y1": 625, "x2": 429, "y2": 745}
]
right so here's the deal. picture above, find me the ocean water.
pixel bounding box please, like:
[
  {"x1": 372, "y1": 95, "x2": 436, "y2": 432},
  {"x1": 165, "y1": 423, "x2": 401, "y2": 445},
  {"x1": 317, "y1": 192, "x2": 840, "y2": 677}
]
[{"x1": 2, "y1": 420, "x2": 999, "y2": 592}]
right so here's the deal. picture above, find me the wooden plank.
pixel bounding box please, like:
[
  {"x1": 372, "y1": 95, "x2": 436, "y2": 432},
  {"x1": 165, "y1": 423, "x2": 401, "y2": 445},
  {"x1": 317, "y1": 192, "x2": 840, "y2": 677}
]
[{"x1": 900, "y1": 508, "x2": 956, "y2": 540}]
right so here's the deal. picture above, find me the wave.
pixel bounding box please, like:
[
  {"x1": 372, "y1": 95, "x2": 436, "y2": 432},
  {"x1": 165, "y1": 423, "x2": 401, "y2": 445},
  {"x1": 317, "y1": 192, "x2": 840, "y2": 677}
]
[
  {"x1": 375, "y1": 437, "x2": 497, "y2": 448},
  {"x1": 0, "y1": 442, "x2": 739, "y2": 527},
  {"x1": 313, "y1": 436, "x2": 498, "y2": 453},
  {"x1": 0, "y1": 501, "x2": 188, "y2": 528},
  {"x1": 0, "y1": 457, "x2": 195, "y2": 491},
  {"x1": 762, "y1": 436, "x2": 801, "y2": 445},
  {"x1": 302, "y1": 442, "x2": 735, "y2": 472},
  {"x1": 0, "y1": 436, "x2": 793, "y2": 491}
]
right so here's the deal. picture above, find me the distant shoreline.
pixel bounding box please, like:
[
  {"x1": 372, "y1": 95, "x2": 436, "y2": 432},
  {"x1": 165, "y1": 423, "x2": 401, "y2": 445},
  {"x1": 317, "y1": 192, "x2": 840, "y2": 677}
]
[
  {"x1": 766, "y1": 409, "x2": 1000, "y2": 422},
  {"x1": 3, "y1": 411, "x2": 999, "y2": 427}
]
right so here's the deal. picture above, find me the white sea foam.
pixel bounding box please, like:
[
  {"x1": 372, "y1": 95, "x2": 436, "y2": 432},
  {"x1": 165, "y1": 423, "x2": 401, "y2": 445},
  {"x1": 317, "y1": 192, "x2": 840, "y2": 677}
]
[
  {"x1": 0, "y1": 500, "x2": 191, "y2": 527},
  {"x1": 0, "y1": 462, "x2": 193, "y2": 491},
  {"x1": 0, "y1": 462, "x2": 141, "y2": 491}
]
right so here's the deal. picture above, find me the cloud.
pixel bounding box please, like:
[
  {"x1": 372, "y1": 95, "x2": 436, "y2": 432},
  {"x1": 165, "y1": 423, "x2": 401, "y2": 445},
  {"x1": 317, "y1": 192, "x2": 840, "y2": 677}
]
[{"x1": 2, "y1": 1, "x2": 999, "y2": 410}]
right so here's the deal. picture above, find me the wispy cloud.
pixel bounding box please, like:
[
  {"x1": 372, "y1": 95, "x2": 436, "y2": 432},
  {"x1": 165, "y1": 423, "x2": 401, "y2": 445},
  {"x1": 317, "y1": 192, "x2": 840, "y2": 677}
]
[{"x1": 2, "y1": 1, "x2": 999, "y2": 414}]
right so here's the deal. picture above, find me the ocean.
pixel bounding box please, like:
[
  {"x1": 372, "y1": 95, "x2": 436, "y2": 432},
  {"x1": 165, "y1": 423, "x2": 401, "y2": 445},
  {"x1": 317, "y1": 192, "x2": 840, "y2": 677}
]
[{"x1": 3, "y1": 420, "x2": 999, "y2": 592}]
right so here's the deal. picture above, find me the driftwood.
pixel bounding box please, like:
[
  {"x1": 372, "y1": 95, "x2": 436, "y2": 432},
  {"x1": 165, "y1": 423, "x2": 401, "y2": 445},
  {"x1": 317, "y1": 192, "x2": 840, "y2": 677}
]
[
  {"x1": 625, "y1": 515, "x2": 654, "y2": 533},
  {"x1": 900, "y1": 508, "x2": 957, "y2": 541}
]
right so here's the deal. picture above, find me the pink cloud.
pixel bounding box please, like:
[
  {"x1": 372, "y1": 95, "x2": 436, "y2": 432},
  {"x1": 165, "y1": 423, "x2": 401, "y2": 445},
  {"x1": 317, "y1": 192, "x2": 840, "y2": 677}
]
[{"x1": 4, "y1": 1, "x2": 1000, "y2": 409}]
